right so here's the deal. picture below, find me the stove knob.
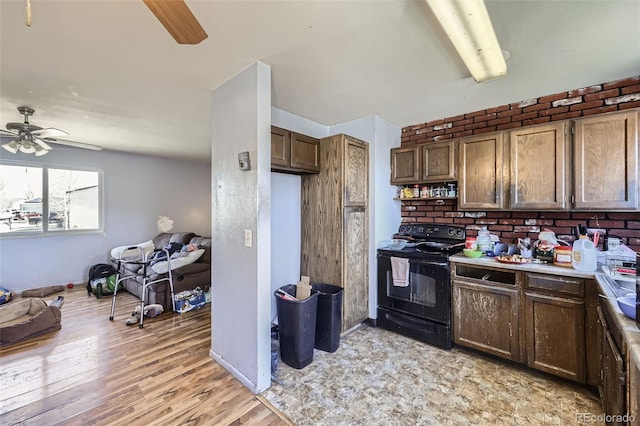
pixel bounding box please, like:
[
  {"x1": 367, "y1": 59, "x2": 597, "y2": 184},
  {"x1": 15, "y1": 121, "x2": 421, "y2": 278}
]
[
  {"x1": 456, "y1": 229, "x2": 464, "y2": 237},
  {"x1": 448, "y1": 228, "x2": 455, "y2": 236}
]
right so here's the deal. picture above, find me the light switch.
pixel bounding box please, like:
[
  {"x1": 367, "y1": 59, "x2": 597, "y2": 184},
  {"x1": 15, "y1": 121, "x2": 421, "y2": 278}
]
[{"x1": 244, "y1": 229, "x2": 252, "y2": 247}]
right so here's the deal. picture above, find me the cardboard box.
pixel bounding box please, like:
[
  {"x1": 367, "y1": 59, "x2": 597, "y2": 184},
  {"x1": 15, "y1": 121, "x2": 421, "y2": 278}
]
[
  {"x1": 296, "y1": 275, "x2": 311, "y2": 300},
  {"x1": 174, "y1": 288, "x2": 206, "y2": 313}
]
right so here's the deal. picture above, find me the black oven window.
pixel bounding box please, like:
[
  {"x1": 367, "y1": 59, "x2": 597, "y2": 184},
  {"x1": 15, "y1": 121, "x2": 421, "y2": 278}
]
[{"x1": 386, "y1": 270, "x2": 437, "y2": 307}]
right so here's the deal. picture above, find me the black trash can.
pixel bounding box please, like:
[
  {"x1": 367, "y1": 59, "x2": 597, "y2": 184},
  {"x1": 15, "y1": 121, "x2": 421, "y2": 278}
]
[
  {"x1": 311, "y1": 283, "x2": 343, "y2": 353},
  {"x1": 275, "y1": 285, "x2": 318, "y2": 369}
]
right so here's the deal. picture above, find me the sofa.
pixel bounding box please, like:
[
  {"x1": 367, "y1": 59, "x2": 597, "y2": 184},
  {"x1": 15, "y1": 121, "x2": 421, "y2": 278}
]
[
  {"x1": 0, "y1": 298, "x2": 62, "y2": 346},
  {"x1": 113, "y1": 232, "x2": 211, "y2": 312}
]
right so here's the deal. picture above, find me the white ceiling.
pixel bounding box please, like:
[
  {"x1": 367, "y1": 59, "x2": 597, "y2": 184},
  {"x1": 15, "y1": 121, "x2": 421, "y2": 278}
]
[{"x1": 1, "y1": 0, "x2": 639, "y2": 162}]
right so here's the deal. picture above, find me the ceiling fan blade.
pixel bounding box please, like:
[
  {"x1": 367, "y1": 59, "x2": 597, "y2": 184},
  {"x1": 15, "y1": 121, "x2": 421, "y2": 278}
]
[
  {"x1": 143, "y1": 0, "x2": 208, "y2": 45},
  {"x1": 32, "y1": 137, "x2": 53, "y2": 151},
  {"x1": 0, "y1": 129, "x2": 19, "y2": 137},
  {"x1": 31, "y1": 128, "x2": 69, "y2": 139},
  {"x1": 44, "y1": 138, "x2": 103, "y2": 151}
]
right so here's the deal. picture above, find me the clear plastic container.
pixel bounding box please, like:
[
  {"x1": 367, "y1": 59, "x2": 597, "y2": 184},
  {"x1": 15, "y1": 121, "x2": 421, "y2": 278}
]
[
  {"x1": 477, "y1": 227, "x2": 492, "y2": 252},
  {"x1": 572, "y1": 236, "x2": 597, "y2": 272}
]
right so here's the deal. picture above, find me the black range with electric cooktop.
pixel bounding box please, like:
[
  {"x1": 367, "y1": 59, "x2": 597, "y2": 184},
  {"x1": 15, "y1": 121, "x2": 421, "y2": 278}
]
[{"x1": 377, "y1": 224, "x2": 465, "y2": 349}]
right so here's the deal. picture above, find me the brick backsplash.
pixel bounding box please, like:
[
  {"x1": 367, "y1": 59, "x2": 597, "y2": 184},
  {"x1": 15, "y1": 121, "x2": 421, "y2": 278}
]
[
  {"x1": 399, "y1": 75, "x2": 640, "y2": 252},
  {"x1": 400, "y1": 199, "x2": 640, "y2": 252}
]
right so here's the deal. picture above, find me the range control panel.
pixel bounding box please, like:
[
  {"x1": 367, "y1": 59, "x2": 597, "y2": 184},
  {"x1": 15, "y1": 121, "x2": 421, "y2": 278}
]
[{"x1": 397, "y1": 224, "x2": 465, "y2": 241}]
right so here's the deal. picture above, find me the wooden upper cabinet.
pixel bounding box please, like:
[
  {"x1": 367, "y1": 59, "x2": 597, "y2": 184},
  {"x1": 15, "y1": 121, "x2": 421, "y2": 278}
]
[
  {"x1": 390, "y1": 146, "x2": 420, "y2": 184},
  {"x1": 390, "y1": 141, "x2": 456, "y2": 184},
  {"x1": 271, "y1": 126, "x2": 290, "y2": 168},
  {"x1": 290, "y1": 133, "x2": 320, "y2": 172},
  {"x1": 458, "y1": 132, "x2": 508, "y2": 210},
  {"x1": 344, "y1": 137, "x2": 368, "y2": 207},
  {"x1": 421, "y1": 140, "x2": 456, "y2": 182},
  {"x1": 573, "y1": 110, "x2": 639, "y2": 210},
  {"x1": 509, "y1": 122, "x2": 569, "y2": 210},
  {"x1": 271, "y1": 126, "x2": 320, "y2": 174}
]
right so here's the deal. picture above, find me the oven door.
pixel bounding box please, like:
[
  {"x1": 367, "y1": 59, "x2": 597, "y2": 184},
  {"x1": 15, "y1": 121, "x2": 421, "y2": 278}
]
[{"x1": 377, "y1": 254, "x2": 451, "y2": 324}]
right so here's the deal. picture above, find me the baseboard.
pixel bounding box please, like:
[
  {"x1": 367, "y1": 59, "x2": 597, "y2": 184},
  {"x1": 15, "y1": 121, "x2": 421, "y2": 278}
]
[
  {"x1": 364, "y1": 318, "x2": 377, "y2": 327},
  {"x1": 209, "y1": 348, "x2": 263, "y2": 394}
]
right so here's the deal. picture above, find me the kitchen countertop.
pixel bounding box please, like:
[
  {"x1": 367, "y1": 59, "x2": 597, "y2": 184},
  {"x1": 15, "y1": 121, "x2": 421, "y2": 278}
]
[
  {"x1": 449, "y1": 252, "x2": 596, "y2": 279},
  {"x1": 450, "y1": 252, "x2": 640, "y2": 379}
]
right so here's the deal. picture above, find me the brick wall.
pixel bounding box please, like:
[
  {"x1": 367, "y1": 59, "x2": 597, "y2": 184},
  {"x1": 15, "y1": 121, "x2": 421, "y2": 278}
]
[{"x1": 399, "y1": 76, "x2": 640, "y2": 251}]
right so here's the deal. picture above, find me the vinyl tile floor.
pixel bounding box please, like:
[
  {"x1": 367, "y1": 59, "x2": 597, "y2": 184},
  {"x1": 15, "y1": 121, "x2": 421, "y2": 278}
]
[{"x1": 261, "y1": 324, "x2": 604, "y2": 426}]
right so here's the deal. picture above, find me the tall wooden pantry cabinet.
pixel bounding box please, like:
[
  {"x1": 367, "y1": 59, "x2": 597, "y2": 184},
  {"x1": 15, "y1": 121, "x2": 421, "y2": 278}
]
[{"x1": 301, "y1": 134, "x2": 369, "y2": 332}]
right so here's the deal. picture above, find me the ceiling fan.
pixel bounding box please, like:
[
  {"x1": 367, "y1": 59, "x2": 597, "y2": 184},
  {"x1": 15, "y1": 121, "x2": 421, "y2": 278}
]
[
  {"x1": 1, "y1": 106, "x2": 102, "y2": 156},
  {"x1": 142, "y1": 0, "x2": 208, "y2": 45},
  {"x1": 21, "y1": 0, "x2": 207, "y2": 45}
]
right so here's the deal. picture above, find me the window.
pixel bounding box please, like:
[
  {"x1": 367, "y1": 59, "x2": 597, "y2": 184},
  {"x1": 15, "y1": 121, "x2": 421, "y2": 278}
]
[{"x1": 0, "y1": 163, "x2": 102, "y2": 236}]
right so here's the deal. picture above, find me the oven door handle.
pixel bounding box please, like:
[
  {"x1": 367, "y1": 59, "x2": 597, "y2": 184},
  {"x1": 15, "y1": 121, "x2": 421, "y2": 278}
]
[{"x1": 410, "y1": 259, "x2": 448, "y2": 267}]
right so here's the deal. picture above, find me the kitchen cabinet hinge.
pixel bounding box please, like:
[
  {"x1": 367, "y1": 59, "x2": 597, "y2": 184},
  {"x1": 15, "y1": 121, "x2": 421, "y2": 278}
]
[
  {"x1": 570, "y1": 126, "x2": 575, "y2": 135},
  {"x1": 570, "y1": 195, "x2": 575, "y2": 204}
]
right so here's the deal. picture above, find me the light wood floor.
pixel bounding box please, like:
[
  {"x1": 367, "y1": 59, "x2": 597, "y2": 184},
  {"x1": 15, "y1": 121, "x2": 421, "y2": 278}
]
[{"x1": 0, "y1": 288, "x2": 291, "y2": 426}]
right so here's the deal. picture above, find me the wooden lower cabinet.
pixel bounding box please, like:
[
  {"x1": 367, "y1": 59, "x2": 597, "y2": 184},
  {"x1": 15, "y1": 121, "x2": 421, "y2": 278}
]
[
  {"x1": 597, "y1": 304, "x2": 627, "y2": 425},
  {"x1": 524, "y1": 292, "x2": 585, "y2": 382},
  {"x1": 629, "y1": 352, "x2": 639, "y2": 423},
  {"x1": 453, "y1": 280, "x2": 519, "y2": 361},
  {"x1": 451, "y1": 262, "x2": 599, "y2": 385}
]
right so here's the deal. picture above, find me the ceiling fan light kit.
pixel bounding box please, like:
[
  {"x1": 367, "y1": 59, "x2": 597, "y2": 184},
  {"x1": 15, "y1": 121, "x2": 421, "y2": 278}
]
[
  {"x1": 1, "y1": 106, "x2": 102, "y2": 155},
  {"x1": 426, "y1": 0, "x2": 507, "y2": 83},
  {"x1": 143, "y1": 0, "x2": 208, "y2": 45}
]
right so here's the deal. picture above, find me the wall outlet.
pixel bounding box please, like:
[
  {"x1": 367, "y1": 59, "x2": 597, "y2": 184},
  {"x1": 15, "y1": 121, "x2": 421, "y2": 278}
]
[{"x1": 244, "y1": 229, "x2": 252, "y2": 247}]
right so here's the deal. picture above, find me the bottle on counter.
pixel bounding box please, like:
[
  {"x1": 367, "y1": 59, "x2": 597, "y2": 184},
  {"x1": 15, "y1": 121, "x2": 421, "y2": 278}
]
[
  {"x1": 477, "y1": 227, "x2": 492, "y2": 253},
  {"x1": 413, "y1": 184, "x2": 420, "y2": 198},
  {"x1": 572, "y1": 235, "x2": 597, "y2": 271}
]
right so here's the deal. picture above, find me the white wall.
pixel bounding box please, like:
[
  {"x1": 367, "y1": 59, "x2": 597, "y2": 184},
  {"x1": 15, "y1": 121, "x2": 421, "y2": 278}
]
[
  {"x1": 0, "y1": 148, "x2": 211, "y2": 292},
  {"x1": 269, "y1": 107, "x2": 329, "y2": 322},
  {"x1": 272, "y1": 108, "x2": 330, "y2": 139},
  {"x1": 210, "y1": 62, "x2": 272, "y2": 393},
  {"x1": 270, "y1": 173, "x2": 300, "y2": 322}
]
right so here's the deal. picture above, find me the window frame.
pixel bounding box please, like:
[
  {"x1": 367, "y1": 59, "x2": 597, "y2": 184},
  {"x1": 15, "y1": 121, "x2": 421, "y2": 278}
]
[{"x1": 0, "y1": 160, "x2": 104, "y2": 238}]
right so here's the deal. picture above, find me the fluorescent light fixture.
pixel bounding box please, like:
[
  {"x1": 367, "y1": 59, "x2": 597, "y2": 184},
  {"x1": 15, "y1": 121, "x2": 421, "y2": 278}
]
[{"x1": 426, "y1": 0, "x2": 507, "y2": 82}]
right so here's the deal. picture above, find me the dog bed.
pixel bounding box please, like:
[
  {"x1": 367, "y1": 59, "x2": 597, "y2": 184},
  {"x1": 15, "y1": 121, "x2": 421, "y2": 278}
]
[
  {"x1": 21, "y1": 285, "x2": 65, "y2": 298},
  {"x1": 0, "y1": 298, "x2": 62, "y2": 346}
]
